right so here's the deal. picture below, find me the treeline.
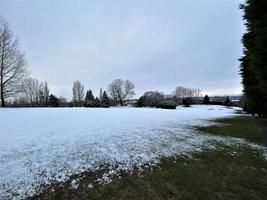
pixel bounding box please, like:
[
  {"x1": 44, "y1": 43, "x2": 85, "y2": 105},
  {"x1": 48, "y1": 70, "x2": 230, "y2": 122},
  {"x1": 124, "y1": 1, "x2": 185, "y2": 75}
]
[
  {"x1": 7, "y1": 78, "x2": 135, "y2": 108},
  {"x1": 137, "y1": 87, "x2": 234, "y2": 109},
  {"x1": 71, "y1": 80, "x2": 110, "y2": 107},
  {"x1": 202, "y1": 95, "x2": 233, "y2": 107},
  {"x1": 7, "y1": 74, "x2": 235, "y2": 108},
  {"x1": 70, "y1": 79, "x2": 135, "y2": 107},
  {"x1": 138, "y1": 87, "x2": 202, "y2": 109},
  {"x1": 240, "y1": 0, "x2": 267, "y2": 117},
  {"x1": 11, "y1": 78, "x2": 66, "y2": 107}
]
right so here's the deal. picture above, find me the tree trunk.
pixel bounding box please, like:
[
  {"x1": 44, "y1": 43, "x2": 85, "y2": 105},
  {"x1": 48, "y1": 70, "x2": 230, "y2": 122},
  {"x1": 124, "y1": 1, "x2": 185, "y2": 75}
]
[
  {"x1": 0, "y1": 65, "x2": 4, "y2": 107},
  {"x1": 120, "y1": 98, "x2": 123, "y2": 106},
  {"x1": 0, "y1": 43, "x2": 5, "y2": 107},
  {"x1": 0, "y1": 92, "x2": 5, "y2": 107}
]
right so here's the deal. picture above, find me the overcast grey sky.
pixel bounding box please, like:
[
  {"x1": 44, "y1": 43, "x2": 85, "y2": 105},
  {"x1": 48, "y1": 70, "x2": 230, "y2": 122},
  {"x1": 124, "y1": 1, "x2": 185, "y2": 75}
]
[{"x1": 1, "y1": 0, "x2": 245, "y2": 99}]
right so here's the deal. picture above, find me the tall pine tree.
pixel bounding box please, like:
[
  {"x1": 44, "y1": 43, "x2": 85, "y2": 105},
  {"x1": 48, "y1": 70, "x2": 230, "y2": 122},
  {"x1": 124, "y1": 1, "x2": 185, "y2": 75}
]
[
  {"x1": 240, "y1": 0, "x2": 267, "y2": 117},
  {"x1": 85, "y1": 90, "x2": 94, "y2": 101},
  {"x1": 102, "y1": 91, "x2": 109, "y2": 107},
  {"x1": 203, "y1": 95, "x2": 210, "y2": 105}
]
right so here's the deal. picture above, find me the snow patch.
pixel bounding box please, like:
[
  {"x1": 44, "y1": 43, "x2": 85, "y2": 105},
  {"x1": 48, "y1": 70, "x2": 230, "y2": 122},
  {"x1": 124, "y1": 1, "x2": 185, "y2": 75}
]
[{"x1": 0, "y1": 105, "x2": 266, "y2": 199}]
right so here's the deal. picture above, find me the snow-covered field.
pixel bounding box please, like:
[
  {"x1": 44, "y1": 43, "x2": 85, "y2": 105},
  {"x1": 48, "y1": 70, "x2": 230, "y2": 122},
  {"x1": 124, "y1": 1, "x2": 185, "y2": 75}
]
[{"x1": 0, "y1": 105, "x2": 266, "y2": 199}]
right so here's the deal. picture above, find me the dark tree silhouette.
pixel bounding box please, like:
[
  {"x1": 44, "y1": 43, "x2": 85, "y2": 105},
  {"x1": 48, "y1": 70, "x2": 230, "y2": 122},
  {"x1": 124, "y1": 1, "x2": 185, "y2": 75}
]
[
  {"x1": 49, "y1": 94, "x2": 59, "y2": 107},
  {"x1": 224, "y1": 96, "x2": 231, "y2": 107},
  {"x1": 203, "y1": 95, "x2": 210, "y2": 105},
  {"x1": 94, "y1": 97, "x2": 100, "y2": 107},
  {"x1": 183, "y1": 98, "x2": 191, "y2": 107},
  {"x1": 101, "y1": 91, "x2": 109, "y2": 107},
  {"x1": 240, "y1": 0, "x2": 267, "y2": 117},
  {"x1": 85, "y1": 89, "x2": 94, "y2": 101}
]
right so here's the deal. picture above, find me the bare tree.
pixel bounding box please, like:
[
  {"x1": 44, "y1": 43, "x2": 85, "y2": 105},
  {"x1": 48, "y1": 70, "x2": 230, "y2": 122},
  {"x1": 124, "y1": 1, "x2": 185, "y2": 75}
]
[
  {"x1": 21, "y1": 77, "x2": 42, "y2": 106},
  {"x1": 19, "y1": 78, "x2": 51, "y2": 106},
  {"x1": 0, "y1": 16, "x2": 27, "y2": 106},
  {"x1": 142, "y1": 91, "x2": 164, "y2": 106},
  {"x1": 173, "y1": 86, "x2": 202, "y2": 104},
  {"x1": 99, "y1": 87, "x2": 103, "y2": 101},
  {"x1": 108, "y1": 79, "x2": 135, "y2": 106},
  {"x1": 38, "y1": 81, "x2": 44, "y2": 105},
  {"x1": 72, "y1": 80, "x2": 84, "y2": 106},
  {"x1": 44, "y1": 81, "x2": 49, "y2": 106}
]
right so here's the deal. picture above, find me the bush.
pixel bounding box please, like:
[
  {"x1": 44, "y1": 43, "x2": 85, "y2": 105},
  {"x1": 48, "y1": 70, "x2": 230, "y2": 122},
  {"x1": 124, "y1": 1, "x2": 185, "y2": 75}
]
[
  {"x1": 138, "y1": 92, "x2": 177, "y2": 109},
  {"x1": 158, "y1": 99, "x2": 177, "y2": 109},
  {"x1": 183, "y1": 98, "x2": 192, "y2": 107}
]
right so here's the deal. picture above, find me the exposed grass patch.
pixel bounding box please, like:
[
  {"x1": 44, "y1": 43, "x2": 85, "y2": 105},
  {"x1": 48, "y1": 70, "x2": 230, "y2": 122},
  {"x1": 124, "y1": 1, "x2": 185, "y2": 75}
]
[
  {"x1": 29, "y1": 145, "x2": 267, "y2": 200},
  {"x1": 194, "y1": 116, "x2": 262, "y2": 143},
  {"x1": 29, "y1": 116, "x2": 267, "y2": 200}
]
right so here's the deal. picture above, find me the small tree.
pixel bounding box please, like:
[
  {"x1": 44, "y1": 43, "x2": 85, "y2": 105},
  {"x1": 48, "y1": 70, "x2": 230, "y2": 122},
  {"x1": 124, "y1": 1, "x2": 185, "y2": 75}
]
[
  {"x1": 203, "y1": 94, "x2": 210, "y2": 105},
  {"x1": 224, "y1": 96, "x2": 231, "y2": 107},
  {"x1": 99, "y1": 87, "x2": 103, "y2": 101},
  {"x1": 21, "y1": 77, "x2": 42, "y2": 106},
  {"x1": 49, "y1": 94, "x2": 59, "y2": 107},
  {"x1": 44, "y1": 81, "x2": 49, "y2": 106},
  {"x1": 183, "y1": 98, "x2": 191, "y2": 107},
  {"x1": 85, "y1": 89, "x2": 94, "y2": 101},
  {"x1": 72, "y1": 80, "x2": 84, "y2": 106},
  {"x1": 84, "y1": 89, "x2": 95, "y2": 107},
  {"x1": 101, "y1": 90, "x2": 109, "y2": 107},
  {"x1": 38, "y1": 82, "x2": 44, "y2": 106},
  {"x1": 137, "y1": 96, "x2": 145, "y2": 107},
  {"x1": 138, "y1": 91, "x2": 164, "y2": 107},
  {"x1": 94, "y1": 97, "x2": 100, "y2": 107}
]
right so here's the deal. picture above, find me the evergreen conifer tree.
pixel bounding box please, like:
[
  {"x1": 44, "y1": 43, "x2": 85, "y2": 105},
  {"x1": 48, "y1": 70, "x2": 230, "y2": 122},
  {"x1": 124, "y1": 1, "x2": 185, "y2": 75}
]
[
  {"x1": 203, "y1": 95, "x2": 210, "y2": 105},
  {"x1": 224, "y1": 96, "x2": 231, "y2": 106},
  {"x1": 85, "y1": 90, "x2": 94, "y2": 101},
  {"x1": 94, "y1": 97, "x2": 100, "y2": 107},
  {"x1": 49, "y1": 94, "x2": 59, "y2": 107},
  {"x1": 240, "y1": 0, "x2": 267, "y2": 117},
  {"x1": 102, "y1": 91, "x2": 109, "y2": 107}
]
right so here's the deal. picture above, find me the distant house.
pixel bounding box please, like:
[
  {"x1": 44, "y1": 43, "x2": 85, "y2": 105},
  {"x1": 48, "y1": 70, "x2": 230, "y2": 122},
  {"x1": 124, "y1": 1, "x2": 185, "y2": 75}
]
[{"x1": 124, "y1": 99, "x2": 138, "y2": 106}]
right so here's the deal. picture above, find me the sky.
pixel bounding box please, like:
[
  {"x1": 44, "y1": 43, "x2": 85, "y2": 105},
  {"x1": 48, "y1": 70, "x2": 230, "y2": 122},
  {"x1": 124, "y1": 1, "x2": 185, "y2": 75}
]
[{"x1": 0, "y1": 0, "x2": 245, "y2": 100}]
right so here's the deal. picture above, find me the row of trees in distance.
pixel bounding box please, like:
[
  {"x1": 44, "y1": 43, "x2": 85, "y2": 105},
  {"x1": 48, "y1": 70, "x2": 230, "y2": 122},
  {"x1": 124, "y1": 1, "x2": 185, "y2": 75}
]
[
  {"x1": 10, "y1": 78, "x2": 135, "y2": 107},
  {"x1": 138, "y1": 87, "x2": 202, "y2": 109},
  {"x1": 137, "y1": 89, "x2": 234, "y2": 109},
  {"x1": 71, "y1": 79, "x2": 135, "y2": 107}
]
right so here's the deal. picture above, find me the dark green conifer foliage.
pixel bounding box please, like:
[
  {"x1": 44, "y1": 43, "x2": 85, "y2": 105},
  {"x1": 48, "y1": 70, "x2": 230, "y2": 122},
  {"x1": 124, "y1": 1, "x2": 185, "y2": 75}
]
[
  {"x1": 203, "y1": 95, "x2": 210, "y2": 105},
  {"x1": 240, "y1": 0, "x2": 267, "y2": 117},
  {"x1": 49, "y1": 94, "x2": 59, "y2": 107},
  {"x1": 85, "y1": 90, "x2": 94, "y2": 101},
  {"x1": 102, "y1": 91, "x2": 110, "y2": 107},
  {"x1": 224, "y1": 97, "x2": 231, "y2": 107}
]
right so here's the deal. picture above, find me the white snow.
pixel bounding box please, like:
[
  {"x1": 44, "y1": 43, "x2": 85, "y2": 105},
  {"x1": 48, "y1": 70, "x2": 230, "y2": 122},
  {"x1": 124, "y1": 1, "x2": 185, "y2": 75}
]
[{"x1": 0, "y1": 105, "x2": 265, "y2": 199}]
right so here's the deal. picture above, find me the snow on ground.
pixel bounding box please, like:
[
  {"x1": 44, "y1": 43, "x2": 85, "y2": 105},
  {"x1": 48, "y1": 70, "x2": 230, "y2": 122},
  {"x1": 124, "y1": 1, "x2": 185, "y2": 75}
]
[{"x1": 0, "y1": 105, "x2": 265, "y2": 199}]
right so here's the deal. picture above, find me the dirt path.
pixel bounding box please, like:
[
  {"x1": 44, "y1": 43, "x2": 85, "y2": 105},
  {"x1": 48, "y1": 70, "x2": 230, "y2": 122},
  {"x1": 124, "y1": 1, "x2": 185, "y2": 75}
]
[{"x1": 253, "y1": 118, "x2": 267, "y2": 146}]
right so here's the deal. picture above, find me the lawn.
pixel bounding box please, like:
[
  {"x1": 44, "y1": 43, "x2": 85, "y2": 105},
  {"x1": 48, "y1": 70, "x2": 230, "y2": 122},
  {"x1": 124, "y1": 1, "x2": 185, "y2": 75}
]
[
  {"x1": 195, "y1": 116, "x2": 262, "y2": 144},
  {"x1": 30, "y1": 115, "x2": 267, "y2": 200}
]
